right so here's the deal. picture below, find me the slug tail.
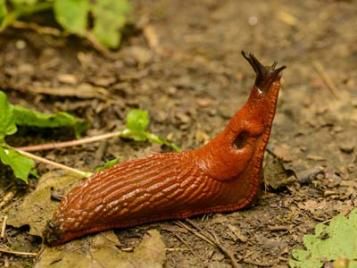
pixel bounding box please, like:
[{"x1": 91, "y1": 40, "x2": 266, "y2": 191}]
[{"x1": 43, "y1": 220, "x2": 62, "y2": 246}]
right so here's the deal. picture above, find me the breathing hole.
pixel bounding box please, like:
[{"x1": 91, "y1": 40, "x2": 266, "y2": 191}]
[{"x1": 234, "y1": 131, "x2": 249, "y2": 149}]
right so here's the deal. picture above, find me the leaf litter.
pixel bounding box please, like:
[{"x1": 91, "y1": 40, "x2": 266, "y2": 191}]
[
  {"x1": 36, "y1": 230, "x2": 166, "y2": 268},
  {"x1": 7, "y1": 171, "x2": 85, "y2": 237},
  {"x1": 6, "y1": 171, "x2": 166, "y2": 268},
  {"x1": 289, "y1": 209, "x2": 357, "y2": 268},
  {"x1": 1, "y1": 0, "x2": 357, "y2": 267}
]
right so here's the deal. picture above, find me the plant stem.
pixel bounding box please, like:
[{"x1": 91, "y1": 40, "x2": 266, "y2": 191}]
[
  {"x1": 16, "y1": 150, "x2": 92, "y2": 177},
  {"x1": 1, "y1": 2, "x2": 53, "y2": 31},
  {"x1": 1, "y1": 215, "x2": 7, "y2": 238},
  {"x1": 17, "y1": 129, "x2": 180, "y2": 152},
  {"x1": 17, "y1": 131, "x2": 123, "y2": 152},
  {"x1": 0, "y1": 247, "x2": 38, "y2": 257}
]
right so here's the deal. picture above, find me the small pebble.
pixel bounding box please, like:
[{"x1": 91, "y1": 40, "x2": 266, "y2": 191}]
[
  {"x1": 176, "y1": 112, "x2": 191, "y2": 124},
  {"x1": 57, "y1": 74, "x2": 78, "y2": 85},
  {"x1": 339, "y1": 143, "x2": 354, "y2": 154},
  {"x1": 167, "y1": 86, "x2": 177, "y2": 95},
  {"x1": 197, "y1": 98, "x2": 213, "y2": 107},
  {"x1": 248, "y1": 16, "x2": 258, "y2": 26},
  {"x1": 15, "y1": 40, "x2": 26, "y2": 50},
  {"x1": 297, "y1": 166, "x2": 324, "y2": 185}
]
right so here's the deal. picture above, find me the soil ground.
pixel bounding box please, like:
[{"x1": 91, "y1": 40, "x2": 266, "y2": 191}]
[{"x1": 0, "y1": 0, "x2": 356, "y2": 267}]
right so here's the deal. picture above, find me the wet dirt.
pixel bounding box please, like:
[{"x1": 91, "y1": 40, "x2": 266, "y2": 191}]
[{"x1": 0, "y1": 0, "x2": 356, "y2": 267}]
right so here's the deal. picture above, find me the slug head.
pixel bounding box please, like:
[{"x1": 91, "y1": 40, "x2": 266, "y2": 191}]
[{"x1": 197, "y1": 52, "x2": 286, "y2": 180}]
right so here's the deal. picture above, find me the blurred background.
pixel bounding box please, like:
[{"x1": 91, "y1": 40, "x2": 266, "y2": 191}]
[{"x1": 0, "y1": 0, "x2": 356, "y2": 267}]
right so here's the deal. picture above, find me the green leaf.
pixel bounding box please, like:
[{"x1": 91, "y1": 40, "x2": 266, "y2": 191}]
[
  {"x1": 120, "y1": 109, "x2": 180, "y2": 151},
  {"x1": 0, "y1": 0, "x2": 7, "y2": 25},
  {"x1": 120, "y1": 130, "x2": 180, "y2": 151},
  {"x1": 10, "y1": 0, "x2": 38, "y2": 6},
  {"x1": 0, "y1": 91, "x2": 17, "y2": 141},
  {"x1": 0, "y1": 146, "x2": 35, "y2": 183},
  {"x1": 125, "y1": 109, "x2": 150, "y2": 132},
  {"x1": 91, "y1": 0, "x2": 131, "y2": 48},
  {"x1": 289, "y1": 209, "x2": 357, "y2": 268},
  {"x1": 95, "y1": 158, "x2": 119, "y2": 172},
  {"x1": 54, "y1": 0, "x2": 89, "y2": 35},
  {"x1": 92, "y1": 19, "x2": 122, "y2": 49},
  {"x1": 120, "y1": 128, "x2": 147, "y2": 142},
  {"x1": 13, "y1": 105, "x2": 86, "y2": 137},
  {"x1": 145, "y1": 132, "x2": 181, "y2": 152}
]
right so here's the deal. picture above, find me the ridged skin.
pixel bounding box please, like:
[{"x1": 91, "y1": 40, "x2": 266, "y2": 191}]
[{"x1": 44, "y1": 53, "x2": 285, "y2": 245}]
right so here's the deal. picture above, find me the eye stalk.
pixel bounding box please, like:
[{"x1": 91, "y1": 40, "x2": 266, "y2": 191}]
[{"x1": 241, "y1": 51, "x2": 286, "y2": 93}]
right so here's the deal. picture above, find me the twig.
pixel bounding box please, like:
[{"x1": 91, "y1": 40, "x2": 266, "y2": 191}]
[
  {"x1": 0, "y1": 188, "x2": 17, "y2": 209},
  {"x1": 11, "y1": 21, "x2": 61, "y2": 36},
  {"x1": 143, "y1": 24, "x2": 163, "y2": 55},
  {"x1": 173, "y1": 233, "x2": 203, "y2": 261},
  {"x1": 4, "y1": 255, "x2": 9, "y2": 268},
  {"x1": 312, "y1": 61, "x2": 339, "y2": 98},
  {"x1": 85, "y1": 31, "x2": 117, "y2": 59},
  {"x1": 243, "y1": 259, "x2": 277, "y2": 267},
  {"x1": 16, "y1": 150, "x2": 92, "y2": 177},
  {"x1": 26, "y1": 84, "x2": 109, "y2": 99},
  {"x1": 0, "y1": 247, "x2": 38, "y2": 257},
  {"x1": 1, "y1": 216, "x2": 8, "y2": 238},
  {"x1": 185, "y1": 219, "x2": 207, "y2": 233},
  {"x1": 165, "y1": 248, "x2": 189, "y2": 252},
  {"x1": 94, "y1": 141, "x2": 108, "y2": 166},
  {"x1": 266, "y1": 147, "x2": 281, "y2": 159},
  {"x1": 177, "y1": 220, "x2": 240, "y2": 268},
  {"x1": 267, "y1": 225, "x2": 289, "y2": 232},
  {"x1": 175, "y1": 221, "x2": 214, "y2": 246},
  {"x1": 209, "y1": 229, "x2": 240, "y2": 268},
  {"x1": 186, "y1": 219, "x2": 240, "y2": 268},
  {"x1": 16, "y1": 131, "x2": 123, "y2": 152}
]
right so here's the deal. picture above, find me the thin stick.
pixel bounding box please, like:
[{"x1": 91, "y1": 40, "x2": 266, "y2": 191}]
[
  {"x1": 85, "y1": 31, "x2": 117, "y2": 59},
  {"x1": 175, "y1": 221, "x2": 214, "y2": 246},
  {"x1": 267, "y1": 225, "x2": 289, "y2": 232},
  {"x1": 143, "y1": 24, "x2": 163, "y2": 55},
  {"x1": 4, "y1": 255, "x2": 9, "y2": 268},
  {"x1": 11, "y1": 20, "x2": 61, "y2": 36},
  {"x1": 0, "y1": 188, "x2": 16, "y2": 210},
  {"x1": 312, "y1": 61, "x2": 339, "y2": 98},
  {"x1": 243, "y1": 259, "x2": 276, "y2": 267},
  {"x1": 1, "y1": 216, "x2": 8, "y2": 238},
  {"x1": 17, "y1": 150, "x2": 91, "y2": 177},
  {"x1": 173, "y1": 233, "x2": 203, "y2": 261},
  {"x1": 177, "y1": 220, "x2": 240, "y2": 268},
  {"x1": 185, "y1": 219, "x2": 209, "y2": 236},
  {"x1": 0, "y1": 247, "x2": 38, "y2": 257},
  {"x1": 185, "y1": 219, "x2": 240, "y2": 268},
  {"x1": 17, "y1": 131, "x2": 123, "y2": 152},
  {"x1": 165, "y1": 248, "x2": 189, "y2": 252}
]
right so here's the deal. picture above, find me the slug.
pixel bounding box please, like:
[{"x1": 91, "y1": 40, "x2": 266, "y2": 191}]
[{"x1": 44, "y1": 52, "x2": 285, "y2": 245}]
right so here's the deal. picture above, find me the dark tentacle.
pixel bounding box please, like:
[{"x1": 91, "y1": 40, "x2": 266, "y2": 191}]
[{"x1": 241, "y1": 51, "x2": 286, "y2": 92}]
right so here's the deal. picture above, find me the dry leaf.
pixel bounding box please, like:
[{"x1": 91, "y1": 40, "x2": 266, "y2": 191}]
[
  {"x1": 7, "y1": 171, "x2": 85, "y2": 237},
  {"x1": 36, "y1": 229, "x2": 166, "y2": 268}
]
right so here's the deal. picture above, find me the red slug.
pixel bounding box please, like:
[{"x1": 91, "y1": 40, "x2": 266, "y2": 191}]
[{"x1": 44, "y1": 52, "x2": 285, "y2": 245}]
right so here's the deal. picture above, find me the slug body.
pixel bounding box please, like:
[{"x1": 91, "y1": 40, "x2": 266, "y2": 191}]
[{"x1": 45, "y1": 52, "x2": 285, "y2": 245}]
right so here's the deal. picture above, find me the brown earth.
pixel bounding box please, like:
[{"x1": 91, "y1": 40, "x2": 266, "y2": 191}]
[{"x1": 0, "y1": 0, "x2": 356, "y2": 267}]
